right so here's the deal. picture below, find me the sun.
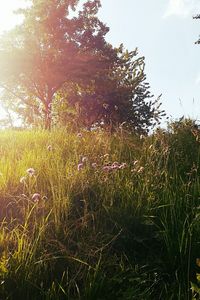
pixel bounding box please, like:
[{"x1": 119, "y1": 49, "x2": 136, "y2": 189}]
[{"x1": 0, "y1": 0, "x2": 29, "y2": 33}]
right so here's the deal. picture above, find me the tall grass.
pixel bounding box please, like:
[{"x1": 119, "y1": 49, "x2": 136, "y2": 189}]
[{"x1": 0, "y1": 122, "x2": 199, "y2": 299}]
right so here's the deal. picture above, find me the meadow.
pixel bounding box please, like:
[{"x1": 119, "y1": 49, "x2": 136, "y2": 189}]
[{"x1": 0, "y1": 120, "x2": 199, "y2": 299}]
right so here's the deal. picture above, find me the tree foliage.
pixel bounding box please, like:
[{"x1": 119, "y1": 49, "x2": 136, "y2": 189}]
[
  {"x1": 0, "y1": 0, "x2": 164, "y2": 132},
  {"x1": 56, "y1": 45, "x2": 164, "y2": 133},
  {"x1": 0, "y1": 0, "x2": 116, "y2": 129}
]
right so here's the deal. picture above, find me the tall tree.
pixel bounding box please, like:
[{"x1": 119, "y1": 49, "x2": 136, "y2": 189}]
[
  {"x1": 0, "y1": 0, "x2": 164, "y2": 132},
  {"x1": 55, "y1": 45, "x2": 164, "y2": 133},
  {"x1": 0, "y1": 0, "x2": 116, "y2": 129}
]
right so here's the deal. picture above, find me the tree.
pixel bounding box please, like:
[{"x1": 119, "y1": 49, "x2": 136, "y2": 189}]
[
  {"x1": 0, "y1": 0, "x2": 116, "y2": 129},
  {"x1": 0, "y1": 0, "x2": 164, "y2": 133},
  {"x1": 55, "y1": 45, "x2": 164, "y2": 133}
]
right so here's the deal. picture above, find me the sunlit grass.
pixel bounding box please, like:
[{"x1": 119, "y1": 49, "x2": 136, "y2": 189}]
[{"x1": 0, "y1": 125, "x2": 199, "y2": 299}]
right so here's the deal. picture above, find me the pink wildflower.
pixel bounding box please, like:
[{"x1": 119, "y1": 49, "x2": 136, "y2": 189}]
[
  {"x1": 78, "y1": 163, "x2": 84, "y2": 171},
  {"x1": 111, "y1": 162, "x2": 120, "y2": 170},
  {"x1": 103, "y1": 165, "x2": 112, "y2": 172},
  {"x1": 91, "y1": 163, "x2": 97, "y2": 168}
]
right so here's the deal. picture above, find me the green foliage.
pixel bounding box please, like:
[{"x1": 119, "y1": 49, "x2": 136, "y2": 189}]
[
  {"x1": 58, "y1": 45, "x2": 164, "y2": 133},
  {"x1": 167, "y1": 118, "x2": 200, "y2": 179}
]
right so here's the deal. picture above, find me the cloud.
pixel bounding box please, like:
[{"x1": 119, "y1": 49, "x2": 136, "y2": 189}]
[{"x1": 164, "y1": 0, "x2": 200, "y2": 18}]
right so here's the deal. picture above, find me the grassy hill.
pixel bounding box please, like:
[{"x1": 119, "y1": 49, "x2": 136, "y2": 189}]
[{"x1": 0, "y1": 123, "x2": 199, "y2": 299}]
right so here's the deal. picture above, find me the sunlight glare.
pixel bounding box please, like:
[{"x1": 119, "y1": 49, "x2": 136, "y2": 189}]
[
  {"x1": 0, "y1": 0, "x2": 29, "y2": 33},
  {"x1": 0, "y1": 1, "x2": 30, "y2": 123}
]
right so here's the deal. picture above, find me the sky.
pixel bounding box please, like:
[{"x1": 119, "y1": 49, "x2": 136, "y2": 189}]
[
  {"x1": 98, "y1": 0, "x2": 200, "y2": 122},
  {"x1": 0, "y1": 0, "x2": 200, "y2": 124}
]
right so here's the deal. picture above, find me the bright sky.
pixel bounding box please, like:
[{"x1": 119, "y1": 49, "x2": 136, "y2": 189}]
[
  {"x1": 99, "y1": 0, "x2": 200, "y2": 122},
  {"x1": 0, "y1": 0, "x2": 200, "y2": 124}
]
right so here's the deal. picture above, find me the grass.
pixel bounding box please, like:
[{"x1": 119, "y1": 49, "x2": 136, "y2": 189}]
[{"x1": 0, "y1": 122, "x2": 199, "y2": 299}]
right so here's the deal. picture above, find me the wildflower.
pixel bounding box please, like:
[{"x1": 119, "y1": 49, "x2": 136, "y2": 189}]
[
  {"x1": 111, "y1": 162, "x2": 120, "y2": 170},
  {"x1": 82, "y1": 156, "x2": 87, "y2": 163},
  {"x1": 26, "y1": 168, "x2": 35, "y2": 177},
  {"x1": 20, "y1": 176, "x2": 26, "y2": 184},
  {"x1": 47, "y1": 145, "x2": 53, "y2": 151},
  {"x1": 77, "y1": 133, "x2": 82, "y2": 138},
  {"x1": 78, "y1": 163, "x2": 84, "y2": 171},
  {"x1": 103, "y1": 165, "x2": 112, "y2": 172},
  {"x1": 91, "y1": 163, "x2": 97, "y2": 168},
  {"x1": 114, "y1": 105, "x2": 118, "y2": 110},
  {"x1": 32, "y1": 193, "x2": 41, "y2": 202}
]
